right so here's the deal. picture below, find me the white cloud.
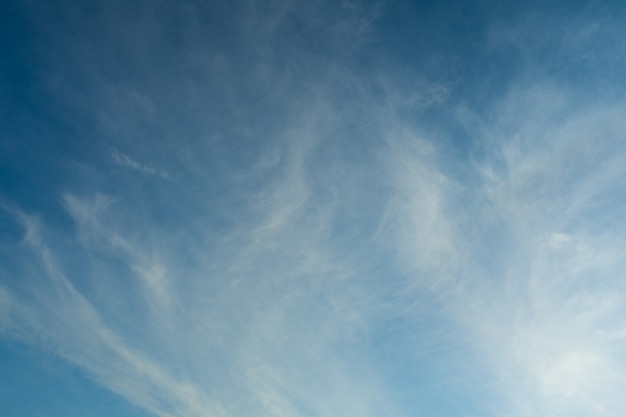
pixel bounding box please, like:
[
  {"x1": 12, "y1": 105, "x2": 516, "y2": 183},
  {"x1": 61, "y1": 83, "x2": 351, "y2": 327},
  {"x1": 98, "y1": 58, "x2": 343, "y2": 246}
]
[
  {"x1": 454, "y1": 88, "x2": 626, "y2": 417},
  {"x1": 111, "y1": 148, "x2": 170, "y2": 179}
]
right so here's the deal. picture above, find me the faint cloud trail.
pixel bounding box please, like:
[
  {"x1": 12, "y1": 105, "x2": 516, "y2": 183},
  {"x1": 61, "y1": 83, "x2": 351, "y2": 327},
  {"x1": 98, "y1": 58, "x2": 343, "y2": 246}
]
[{"x1": 111, "y1": 148, "x2": 171, "y2": 179}]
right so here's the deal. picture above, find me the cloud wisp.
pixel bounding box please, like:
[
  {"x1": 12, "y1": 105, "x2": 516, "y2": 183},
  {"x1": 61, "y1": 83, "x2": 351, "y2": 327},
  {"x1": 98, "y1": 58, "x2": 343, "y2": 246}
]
[{"x1": 111, "y1": 148, "x2": 170, "y2": 179}]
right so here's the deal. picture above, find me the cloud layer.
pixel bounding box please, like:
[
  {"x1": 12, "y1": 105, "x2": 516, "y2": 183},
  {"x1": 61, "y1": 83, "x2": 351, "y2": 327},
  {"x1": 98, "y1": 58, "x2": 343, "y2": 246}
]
[{"x1": 2, "y1": 1, "x2": 626, "y2": 417}]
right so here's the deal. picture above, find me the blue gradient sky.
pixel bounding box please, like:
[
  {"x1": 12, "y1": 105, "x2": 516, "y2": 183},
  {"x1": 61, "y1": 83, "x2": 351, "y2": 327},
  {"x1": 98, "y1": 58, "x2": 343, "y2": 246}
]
[{"x1": 2, "y1": 1, "x2": 626, "y2": 416}]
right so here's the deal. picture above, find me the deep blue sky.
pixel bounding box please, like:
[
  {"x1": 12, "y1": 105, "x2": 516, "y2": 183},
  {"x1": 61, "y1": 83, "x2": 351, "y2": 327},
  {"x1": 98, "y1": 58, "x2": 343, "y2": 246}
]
[{"x1": 2, "y1": 1, "x2": 626, "y2": 417}]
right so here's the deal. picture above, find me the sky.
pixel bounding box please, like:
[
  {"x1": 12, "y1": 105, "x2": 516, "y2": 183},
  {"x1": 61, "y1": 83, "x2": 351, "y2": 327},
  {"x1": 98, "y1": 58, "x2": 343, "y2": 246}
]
[{"x1": 2, "y1": 0, "x2": 626, "y2": 416}]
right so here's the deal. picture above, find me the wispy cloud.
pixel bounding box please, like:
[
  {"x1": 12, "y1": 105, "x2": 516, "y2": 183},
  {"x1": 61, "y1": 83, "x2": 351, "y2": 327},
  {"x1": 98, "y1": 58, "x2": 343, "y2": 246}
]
[
  {"x1": 0, "y1": 205, "x2": 225, "y2": 417},
  {"x1": 111, "y1": 148, "x2": 170, "y2": 179},
  {"x1": 6, "y1": 84, "x2": 626, "y2": 417},
  {"x1": 384, "y1": 83, "x2": 626, "y2": 417},
  {"x1": 1, "y1": 86, "x2": 401, "y2": 417}
]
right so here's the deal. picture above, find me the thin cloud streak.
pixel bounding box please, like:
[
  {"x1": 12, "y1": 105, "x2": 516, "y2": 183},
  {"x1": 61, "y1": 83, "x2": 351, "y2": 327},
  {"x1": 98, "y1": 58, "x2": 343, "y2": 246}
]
[{"x1": 111, "y1": 148, "x2": 171, "y2": 179}]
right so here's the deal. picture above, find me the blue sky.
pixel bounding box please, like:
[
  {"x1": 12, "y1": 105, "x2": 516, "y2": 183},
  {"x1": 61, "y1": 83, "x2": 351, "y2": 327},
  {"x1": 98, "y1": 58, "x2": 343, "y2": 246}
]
[{"x1": 2, "y1": 1, "x2": 626, "y2": 416}]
